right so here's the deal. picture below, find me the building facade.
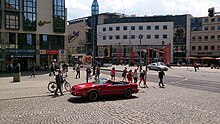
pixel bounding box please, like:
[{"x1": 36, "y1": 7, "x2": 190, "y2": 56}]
[
  {"x1": 0, "y1": 0, "x2": 67, "y2": 71},
  {"x1": 190, "y1": 16, "x2": 220, "y2": 65},
  {"x1": 97, "y1": 22, "x2": 174, "y2": 64},
  {"x1": 100, "y1": 14, "x2": 192, "y2": 64}
]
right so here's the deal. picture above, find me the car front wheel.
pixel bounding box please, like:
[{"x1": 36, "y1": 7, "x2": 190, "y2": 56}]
[
  {"x1": 88, "y1": 91, "x2": 98, "y2": 101},
  {"x1": 124, "y1": 89, "x2": 132, "y2": 98}
]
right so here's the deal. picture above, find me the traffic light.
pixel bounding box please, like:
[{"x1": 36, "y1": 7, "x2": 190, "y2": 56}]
[{"x1": 208, "y1": 7, "x2": 215, "y2": 18}]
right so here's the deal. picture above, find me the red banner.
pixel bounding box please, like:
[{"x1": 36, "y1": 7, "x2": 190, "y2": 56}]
[{"x1": 46, "y1": 50, "x2": 59, "y2": 55}]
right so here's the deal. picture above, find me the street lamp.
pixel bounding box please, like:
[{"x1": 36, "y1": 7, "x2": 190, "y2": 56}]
[
  {"x1": 85, "y1": 26, "x2": 96, "y2": 75},
  {"x1": 139, "y1": 34, "x2": 143, "y2": 72}
]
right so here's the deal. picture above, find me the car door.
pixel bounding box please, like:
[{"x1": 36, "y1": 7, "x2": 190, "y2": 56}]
[{"x1": 100, "y1": 81, "x2": 126, "y2": 96}]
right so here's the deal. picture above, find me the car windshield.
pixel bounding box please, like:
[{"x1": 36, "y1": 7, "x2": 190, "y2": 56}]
[
  {"x1": 92, "y1": 78, "x2": 108, "y2": 84},
  {"x1": 157, "y1": 62, "x2": 165, "y2": 66}
]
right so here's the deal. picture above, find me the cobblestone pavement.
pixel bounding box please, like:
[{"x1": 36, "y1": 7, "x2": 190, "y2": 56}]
[{"x1": 0, "y1": 67, "x2": 220, "y2": 124}]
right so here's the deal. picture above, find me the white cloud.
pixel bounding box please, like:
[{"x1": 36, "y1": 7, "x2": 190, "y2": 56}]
[{"x1": 66, "y1": 0, "x2": 220, "y2": 20}]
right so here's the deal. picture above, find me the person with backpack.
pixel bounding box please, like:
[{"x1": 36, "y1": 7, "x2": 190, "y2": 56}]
[{"x1": 122, "y1": 67, "x2": 127, "y2": 81}]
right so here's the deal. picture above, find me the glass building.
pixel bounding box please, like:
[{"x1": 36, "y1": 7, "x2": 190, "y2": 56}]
[{"x1": 0, "y1": 0, "x2": 67, "y2": 72}]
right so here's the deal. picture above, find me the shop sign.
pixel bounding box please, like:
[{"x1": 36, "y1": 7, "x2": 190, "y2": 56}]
[
  {"x1": 40, "y1": 50, "x2": 46, "y2": 54},
  {"x1": 68, "y1": 31, "x2": 79, "y2": 43},
  {"x1": 46, "y1": 50, "x2": 59, "y2": 55}
]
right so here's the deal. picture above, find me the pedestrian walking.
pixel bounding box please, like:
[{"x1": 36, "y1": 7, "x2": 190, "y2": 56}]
[
  {"x1": 75, "y1": 64, "x2": 80, "y2": 79},
  {"x1": 122, "y1": 67, "x2": 127, "y2": 81},
  {"x1": 49, "y1": 62, "x2": 55, "y2": 76},
  {"x1": 133, "y1": 69, "x2": 138, "y2": 83},
  {"x1": 54, "y1": 70, "x2": 64, "y2": 96},
  {"x1": 31, "y1": 63, "x2": 36, "y2": 78},
  {"x1": 139, "y1": 70, "x2": 148, "y2": 88},
  {"x1": 86, "y1": 67, "x2": 92, "y2": 83},
  {"x1": 193, "y1": 62, "x2": 197, "y2": 72},
  {"x1": 95, "y1": 66, "x2": 100, "y2": 81},
  {"x1": 110, "y1": 67, "x2": 116, "y2": 81},
  {"x1": 158, "y1": 69, "x2": 165, "y2": 88},
  {"x1": 127, "y1": 70, "x2": 133, "y2": 83}
]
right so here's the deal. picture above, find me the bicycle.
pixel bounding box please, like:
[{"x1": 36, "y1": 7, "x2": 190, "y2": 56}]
[{"x1": 47, "y1": 77, "x2": 71, "y2": 93}]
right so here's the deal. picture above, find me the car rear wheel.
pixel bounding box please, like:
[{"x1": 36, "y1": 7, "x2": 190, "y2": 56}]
[
  {"x1": 88, "y1": 91, "x2": 98, "y2": 101},
  {"x1": 124, "y1": 89, "x2": 132, "y2": 98}
]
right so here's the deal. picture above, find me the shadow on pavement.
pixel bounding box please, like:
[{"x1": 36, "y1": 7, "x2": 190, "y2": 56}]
[
  {"x1": 0, "y1": 70, "x2": 50, "y2": 78},
  {"x1": 67, "y1": 95, "x2": 138, "y2": 104}
]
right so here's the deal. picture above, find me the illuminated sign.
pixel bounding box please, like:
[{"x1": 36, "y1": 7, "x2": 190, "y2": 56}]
[
  {"x1": 68, "y1": 31, "x2": 79, "y2": 43},
  {"x1": 38, "y1": 20, "x2": 51, "y2": 26}
]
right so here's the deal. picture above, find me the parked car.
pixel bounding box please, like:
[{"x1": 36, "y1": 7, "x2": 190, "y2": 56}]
[
  {"x1": 147, "y1": 62, "x2": 168, "y2": 71},
  {"x1": 70, "y1": 77, "x2": 139, "y2": 101}
]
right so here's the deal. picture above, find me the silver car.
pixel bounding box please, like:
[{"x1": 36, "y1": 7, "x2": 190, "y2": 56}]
[{"x1": 147, "y1": 62, "x2": 168, "y2": 71}]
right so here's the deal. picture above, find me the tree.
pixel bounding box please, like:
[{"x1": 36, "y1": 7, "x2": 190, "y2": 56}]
[{"x1": 104, "y1": 48, "x2": 108, "y2": 57}]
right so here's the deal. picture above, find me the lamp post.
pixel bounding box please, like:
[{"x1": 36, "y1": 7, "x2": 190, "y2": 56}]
[
  {"x1": 84, "y1": 26, "x2": 96, "y2": 75},
  {"x1": 139, "y1": 34, "x2": 143, "y2": 72}
]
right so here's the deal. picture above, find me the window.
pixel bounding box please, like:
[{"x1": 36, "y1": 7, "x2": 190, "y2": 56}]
[
  {"x1": 198, "y1": 36, "x2": 202, "y2": 41},
  {"x1": 217, "y1": 46, "x2": 220, "y2": 50},
  {"x1": 163, "y1": 25, "x2": 167, "y2": 29},
  {"x1": 211, "y1": 18, "x2": 215, "y2": 22},
  {"x1": 123, "y1": 26, "x2": 127, "y2": 30},
  {"x1": 53, "y1": 0, "x2": 65, "y2": 32},
  {"x1": 146, "y1": 35, "x2": 151, "y2": 39},
  {"x1": 50, "y1": 35, "x2": 64, "y2": 49},
  {"x1": 23, "y1": 0, "x2": 37, "y2": 31},
  {"x1": 109, "y1": 35, "x2": 112, "y2": 40},
  {"x1": 123, "y1": 35, "x2": 127, "y2": 39},
  {"x1": 18, "y1": 33, "x2": 36, "y2": 49},
  {"x1": 115, "y1": 35, "x2": 120, "y2": 39},
  {"x1": 103, "y1": 27, "x2": 106, "y2": 31},
  {"x1": 103, "y1": 36, "x2": 106, "y2": 40},
  {"x1": 139, "y1": 26, "x2": 143, "y2": 30},
  {"x1": 218, "y1": 17, "x2": 220, "y2": 22},
  {"x1": 116, "y1": 26, "x2": 120, "y2": 31},
  {"x1": 155, "y1": 35, "x2": 159, "y2": 39},
  {"x1": 211, "y1": 35, "x2": 215, "y2": 40},
  {"x1": 131, "y1": 35, "x2": 135, "y2": 39},
  {"x1": 204, "y1": 18, "x2": 208, "y2": 23},
  {"x1": 155, "y1": 25, "x2": 159, "y2": 30},
  {"x1": 198, "y1": 46, "x2": 202, "y2": 51},
  {"x1": 163, "y1": 34, "x2": 167, "y2": 39},
  {"x1": 204, "y1": 36, "x2": 208, "y2": 40},
  {"x1": 192, "y1": 36, "x2": 196, "y2": 41},
  {"x1": 109, "y1": 27, "x2": 112, "y2": 31},
  {"x1": 211, "y1": 46, "x2": 215, "y2": 51},
  {"x1": 197, "y1": 18, "x2": 202, "y2": 22},
  {"x1": 40, "y1": 34, "x2": 48, "y2": 49},
  {"x1": 211, "y1": 26, "x2": 215, "y2": 30},
  {"x1": 9, "y1": 33, "x2": 16, "y2": 44},
  {"x1": 218, "y1": 35, "x2": 220, "y2": 40},
  {"x1": 5, "y1": 12, "x2": 19, "y2": 29},
  {"x1": 192, "y1": 46, "x2": 195, "y2": 51},
  {"x1": 5, "y1": 0, "x2": 19, "y2": 10},
  {"x1": 204, "y1": 26, "x2": 208, "y2": 31},
  {"x1": 131, "y1": 26, "x2": 135, "y2": 30},
  {"x1": 147, "y1": 26, "x2": 151, "y2": 30},
  {"x1": 218, "y1": 26, "x2": 220, "y2": 30},
  {"x1": 204, "y1": 46, "x2": 208, "y2": 51}
]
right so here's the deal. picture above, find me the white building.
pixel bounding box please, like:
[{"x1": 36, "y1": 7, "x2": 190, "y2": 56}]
[{"x1": 97, "y1": 22, "x2": 174, "y2": 63}]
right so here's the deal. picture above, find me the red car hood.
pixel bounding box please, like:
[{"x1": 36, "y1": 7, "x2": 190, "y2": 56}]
[{"x1": 74, "y1": 82, "x2": 99, "y2": 89}]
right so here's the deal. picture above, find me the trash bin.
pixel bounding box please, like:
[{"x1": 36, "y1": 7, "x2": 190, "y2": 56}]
[{"x1": 13, "y1": 64, "x2": 21, "y2": 82}]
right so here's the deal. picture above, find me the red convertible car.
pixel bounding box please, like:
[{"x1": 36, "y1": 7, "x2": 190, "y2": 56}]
[{"x1": 70, "y1": 78, "x2": 139, "y2": 101}]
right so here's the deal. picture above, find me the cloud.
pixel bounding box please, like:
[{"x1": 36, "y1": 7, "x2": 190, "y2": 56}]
[{"x1": 66, "y1": 0, "x2": 220, "y2": 20}]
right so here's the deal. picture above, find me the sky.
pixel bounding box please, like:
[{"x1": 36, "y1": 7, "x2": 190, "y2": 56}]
[{"x1": 66, "y1": 0, "x2": 220, "y2": 21}]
